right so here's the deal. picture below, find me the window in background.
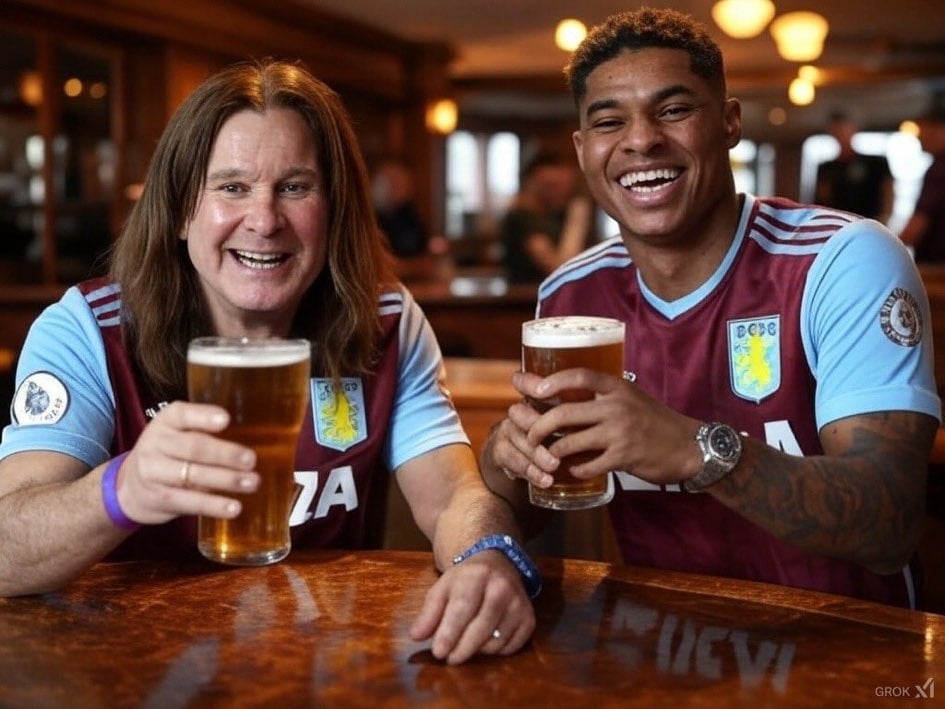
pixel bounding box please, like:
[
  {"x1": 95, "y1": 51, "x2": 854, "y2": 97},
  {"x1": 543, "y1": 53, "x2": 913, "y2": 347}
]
[
  {"x1": 0, "y1": 30, "x2": 119, "y2": 285},
  {"x1": 55, "y1": 43, "x2": 115, "y2": 283},
  {"x1": 0, "y1": 32, "x2": 41, "y2": 284},
  {"x1": 445, "y1": 130, "x2": 519, "y2": 239},
  {"x1": 801, "y1": 131, "x2": 929, "y2": 233}
]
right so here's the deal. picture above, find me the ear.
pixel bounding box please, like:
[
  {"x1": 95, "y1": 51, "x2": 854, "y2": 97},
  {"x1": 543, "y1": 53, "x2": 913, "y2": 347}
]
[
  {"x1": 572, "y1": 129, "x2": 586, "y2": 174},
  {"x1": 723, "y1": 98, "x2": 742, "y2": 150}
]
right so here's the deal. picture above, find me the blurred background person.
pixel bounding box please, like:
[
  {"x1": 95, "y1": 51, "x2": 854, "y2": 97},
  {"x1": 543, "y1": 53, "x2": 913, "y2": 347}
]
[
  {"x1": 500, "y1": 152, "x2": 593, "y2": 284},
  {"x1": 814, "y1": 111, "x2": 893, "y2": 224},
  {"x1": 372, "y1": 159, "x2": 430, "y2": 259},
  {"x1": 371, "y1": 159, "x2": 449, "y2": 282},
  {"x1": 900, "y1": 105, "x2": 945, "y2": 263}
]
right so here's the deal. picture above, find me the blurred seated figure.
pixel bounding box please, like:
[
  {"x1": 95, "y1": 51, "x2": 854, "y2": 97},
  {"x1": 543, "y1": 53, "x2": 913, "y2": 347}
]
[
  {"x1": 814, "y1": 111, "x2": 893, "y2": 224},
  {"x1": 371, "y1": 159, "x2": 449, "y2": 281},
  {"x1": 900, "y1": 103, "x2": 945, "y2": 263},
  {"x1": 500, "y1": 152, "x2": 593, "y2": 284},
  {"x1": 372, "y1": 159, "x2": 429, "y2": 258}
]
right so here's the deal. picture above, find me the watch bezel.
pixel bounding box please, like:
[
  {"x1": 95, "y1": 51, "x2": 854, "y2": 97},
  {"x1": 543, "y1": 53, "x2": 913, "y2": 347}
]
[{"x1": 684, "y1": 422, "x2": 743, "y2": 492}]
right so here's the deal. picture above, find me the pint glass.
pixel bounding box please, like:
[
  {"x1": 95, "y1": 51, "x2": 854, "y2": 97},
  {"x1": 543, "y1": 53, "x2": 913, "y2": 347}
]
[
  {"x1": 521, "y1": 316, "x2": 625, "y2": 510},
  {"x1": 187, "y1": 337, "x2": 311, "y2": 565}
]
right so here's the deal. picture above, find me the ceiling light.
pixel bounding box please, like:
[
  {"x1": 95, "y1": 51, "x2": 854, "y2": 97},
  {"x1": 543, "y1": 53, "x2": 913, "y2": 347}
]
[
  {"x1": 797, "y1": 65, "x2": 821, "y2": 83},
  {"x1": 770, "y1": 11, "x2": 829, "y2": 62},
  {"x1": 425, "y1": 98, "x2": 458, "y2": 135},
  {"x1": 711, "y1": 0, "x2": 775, "y2": 39},
  {"x1": 555, "y1": 19, "x2": 587, "y2": 51},
  {"x1": 788, "y1": 77, "x2": 815, "y2": 105}
]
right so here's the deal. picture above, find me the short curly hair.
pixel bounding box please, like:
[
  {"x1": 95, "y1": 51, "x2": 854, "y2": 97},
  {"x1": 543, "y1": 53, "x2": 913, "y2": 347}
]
[{"x1": 565, "y1": 7, "x2": 726, "y2": 105}]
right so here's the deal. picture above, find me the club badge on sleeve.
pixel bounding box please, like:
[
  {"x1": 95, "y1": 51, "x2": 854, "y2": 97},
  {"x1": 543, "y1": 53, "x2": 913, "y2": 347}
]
[
  {"x1": 879, "y1": 287, "x2": 922, "y2": 347},
  {"x1": 11, "y1": 372, "x2": 70, "y2": 425}
]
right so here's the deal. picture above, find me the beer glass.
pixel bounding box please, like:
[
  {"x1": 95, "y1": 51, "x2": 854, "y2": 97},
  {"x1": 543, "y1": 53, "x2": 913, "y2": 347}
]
[
  {"x1": 521, "y1": 316, "x2": 625, "y2": 510},
  {"x1": 187, "y1": 337, "x2": 311, "y2": 565}
]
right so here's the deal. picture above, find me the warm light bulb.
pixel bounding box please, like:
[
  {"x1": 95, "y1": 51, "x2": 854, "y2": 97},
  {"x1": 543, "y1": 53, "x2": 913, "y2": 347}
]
[
  {"x1": 555, "y1": 19, "x2": 587, "y2": 51},
  {"x1": 768, "y1": 107, "x2": 787, "y2": 125},
  {"x1": 900, "y1": 120, "x2": 920, "y2": 137},
  {"x1": 797, "y1": 65, "x2": 821, "y2": 83},
  {"x1": 788, "y1": 77, "x2": 815, "y2": 106},
  {"x1": 711, "y1": 0, "x2": 775, "y2": 39},
  {"x1": 770, "y1": 11, "x2": 829, "y2": 62},
  {"x1": 426, "y1": 99, "x2": 458, "y2": 135},
  {"x1": 64, "y1": 77, "x2": 83, "y2": 98}
]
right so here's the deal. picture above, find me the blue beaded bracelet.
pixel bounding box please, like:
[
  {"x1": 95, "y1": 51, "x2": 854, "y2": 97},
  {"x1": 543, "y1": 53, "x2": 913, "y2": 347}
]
[
  {"x1": 101, "y1": 452, "x2": 140, "y2": 531},
  {"x1": 452, "y1": 533, "x2": 542, "y2": 599}
]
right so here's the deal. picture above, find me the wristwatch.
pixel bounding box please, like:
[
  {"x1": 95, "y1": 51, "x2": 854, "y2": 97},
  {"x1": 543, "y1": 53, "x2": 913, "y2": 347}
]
[{"x1": 683, "y1": 422, "x2": 743, "y2": 492}]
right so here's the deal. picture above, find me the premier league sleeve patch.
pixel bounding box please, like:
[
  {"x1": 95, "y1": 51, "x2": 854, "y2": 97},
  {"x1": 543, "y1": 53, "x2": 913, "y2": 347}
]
[
  {"x1": 12, "y1": 372, "x2": 70, "y2": 426},
  {"x1": 313, "y1": 378, "x2": 367, "y2": 452},
  {"x1": 879, "y1": 287, "x2": 922, "y2": 347}
]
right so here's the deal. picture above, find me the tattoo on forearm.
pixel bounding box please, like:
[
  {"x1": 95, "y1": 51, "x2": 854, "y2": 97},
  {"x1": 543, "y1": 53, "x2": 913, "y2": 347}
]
[{"x1": 715, "y1": 412, "x2": 933, "y2": 571}]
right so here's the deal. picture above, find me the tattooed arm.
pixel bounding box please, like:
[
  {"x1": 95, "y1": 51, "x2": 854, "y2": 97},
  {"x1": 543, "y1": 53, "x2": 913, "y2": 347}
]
[
  {"x1": 485, "y1": 366, "x2": 936, "y2": 576},
  {"x1": 707, "y1": 411, "x2": 938, "y2": 573},
  {"x1": 708, "y1": 410, "x2": 934, "y2": 574}
]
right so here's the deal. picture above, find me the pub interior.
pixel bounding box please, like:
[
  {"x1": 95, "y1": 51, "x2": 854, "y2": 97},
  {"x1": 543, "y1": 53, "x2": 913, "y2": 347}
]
[{"x1": 1, "y1": 0, "x2": 944, "y2": 703}]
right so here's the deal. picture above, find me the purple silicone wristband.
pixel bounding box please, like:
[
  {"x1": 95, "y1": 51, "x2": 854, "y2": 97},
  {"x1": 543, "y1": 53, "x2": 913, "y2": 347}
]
[{"x1": 101, "y1": 452, "x2": 140, "y2": 531}]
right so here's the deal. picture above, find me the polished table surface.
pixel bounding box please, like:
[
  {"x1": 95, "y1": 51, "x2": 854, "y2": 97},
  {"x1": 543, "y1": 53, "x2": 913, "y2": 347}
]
[{"x1": 1, "y1": 550, "x2": 941, "y2": 707}]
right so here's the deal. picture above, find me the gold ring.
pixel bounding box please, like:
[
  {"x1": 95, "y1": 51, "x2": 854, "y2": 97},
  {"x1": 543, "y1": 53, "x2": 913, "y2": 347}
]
[
  {"x1": 491, "y1": 628, "x2": 502, "y2": 640},
  {"x1": 180, "y1": 460, "x2": 191, "y2": 486}
]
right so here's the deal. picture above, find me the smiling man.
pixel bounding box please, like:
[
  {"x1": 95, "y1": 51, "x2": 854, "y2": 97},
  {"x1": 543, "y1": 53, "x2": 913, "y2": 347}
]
[{"x1": 480, "y1": 8, "x2": 941, "y2": 609}]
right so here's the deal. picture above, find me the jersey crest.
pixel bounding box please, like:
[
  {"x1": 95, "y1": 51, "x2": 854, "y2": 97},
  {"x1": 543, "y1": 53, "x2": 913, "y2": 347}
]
[
  {"x1": 313, "y1": 378, "x2": 367, "y2": 451},
  {"x1": 728, "y1": 315, "x2": 781, "y2": 403}
]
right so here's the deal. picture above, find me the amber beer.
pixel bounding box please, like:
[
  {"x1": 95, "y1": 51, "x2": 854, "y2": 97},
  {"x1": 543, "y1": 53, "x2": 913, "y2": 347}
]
[
  {"x1": 187, "y1": 337, "x2": 311, "y2": 565},
  {"x1": 522, "y1": 316, "x2": 625, "y2": 510}
]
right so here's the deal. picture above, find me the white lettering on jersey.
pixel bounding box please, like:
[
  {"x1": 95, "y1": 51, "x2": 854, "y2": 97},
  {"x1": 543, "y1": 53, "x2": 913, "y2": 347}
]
[
  {"x1": 613, "y1": 420, "x2": 801, "y2": 495},
  {"x1": 763, "y1": 420, "x2": 803, "y2": 456},
  {"x1": 615, "y1": 470, "x2": 681, "y2": 492},
  {"x1": 314, "y1": 466, "x2": 359, "y2": 518},
  {"x1": 289, "y1": 466, "x2": 359, "y2": 526}
]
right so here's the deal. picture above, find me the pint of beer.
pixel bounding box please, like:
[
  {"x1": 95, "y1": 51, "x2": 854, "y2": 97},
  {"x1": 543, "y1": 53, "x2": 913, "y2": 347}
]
[
  {"x1": 187, "y1": 337, "x2": 311, "y2": 566},
  {"x1": 521, "y1": 316, "x2": 625, "y2": 510}
]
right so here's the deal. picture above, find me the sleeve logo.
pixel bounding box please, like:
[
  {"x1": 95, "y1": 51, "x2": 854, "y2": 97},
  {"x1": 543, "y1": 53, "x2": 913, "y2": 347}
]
[
  {"x1": 879, "y1": 287, "x2": 922, "y2": 347},
  {"x1": 12, "y1": 372, "x2": 70, "y2": 426}
]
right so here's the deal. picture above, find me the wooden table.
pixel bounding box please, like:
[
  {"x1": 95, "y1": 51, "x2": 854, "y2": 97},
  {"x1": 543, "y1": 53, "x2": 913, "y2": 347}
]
[{"x1": 1, "y1": 550, "x2": 940, "y2": 707}]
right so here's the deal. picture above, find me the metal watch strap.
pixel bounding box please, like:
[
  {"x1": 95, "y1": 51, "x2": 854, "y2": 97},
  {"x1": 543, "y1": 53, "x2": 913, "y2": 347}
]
[
  {"x1": 452, "y1": 533, "x2": 542, "y2": 598},
  {"x1": 683, "y1": 422, "x2": 742, "y2": 493}
]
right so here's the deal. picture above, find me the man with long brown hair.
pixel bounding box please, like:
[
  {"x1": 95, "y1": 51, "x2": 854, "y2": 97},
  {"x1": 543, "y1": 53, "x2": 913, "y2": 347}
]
[{"x1": 0, "y1": 59, "x2": 536, "y2": 664}]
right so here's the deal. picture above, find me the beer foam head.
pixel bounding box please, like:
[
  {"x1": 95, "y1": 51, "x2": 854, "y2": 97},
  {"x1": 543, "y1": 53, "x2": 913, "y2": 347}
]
[
  {"x1": 522, "y1": 316, "x2": 625, "y2": 348},
  {"x1": 187, "y1": 338, "x2": 310, "y2": 367}
]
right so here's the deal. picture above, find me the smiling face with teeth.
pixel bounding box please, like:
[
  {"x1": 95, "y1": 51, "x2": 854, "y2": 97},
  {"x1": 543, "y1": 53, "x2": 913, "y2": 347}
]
[
  {"x1": 181, "y1": 107, "x2": 328, "y2": 337},
  {"x1": 572, "y1": 47, "x2": 742, "y2": 259}
]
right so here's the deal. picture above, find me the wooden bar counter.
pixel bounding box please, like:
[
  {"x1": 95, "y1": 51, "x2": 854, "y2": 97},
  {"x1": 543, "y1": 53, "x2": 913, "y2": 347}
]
[{"x1": 0, "y1": 549, "x2": 940, "y2": 706}]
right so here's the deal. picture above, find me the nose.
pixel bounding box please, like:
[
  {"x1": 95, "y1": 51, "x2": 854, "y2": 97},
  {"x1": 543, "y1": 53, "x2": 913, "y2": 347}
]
[
  {"x1": 617, "y1": 115, "x2": 664, "y2": 155},
  {"x1": 243, "y1": 192, "x2": 285, "y2": 235}
]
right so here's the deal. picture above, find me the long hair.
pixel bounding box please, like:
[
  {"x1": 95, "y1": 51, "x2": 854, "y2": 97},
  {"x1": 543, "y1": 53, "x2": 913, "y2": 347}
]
[
  {"x1": 565, "y1": 7, "x2": 727, "y2": 105},
  {"x1": 110, "y1": 59, "x2": 392, "y2": 400}
]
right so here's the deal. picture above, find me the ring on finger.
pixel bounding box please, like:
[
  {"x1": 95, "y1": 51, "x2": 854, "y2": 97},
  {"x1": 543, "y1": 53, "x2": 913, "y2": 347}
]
[
  {"x1": 491, "y1": 628, "x2": 503, "y2": 641},
  {"x1": 180, "y1": 460, "x2": 192, "y2": 486}
]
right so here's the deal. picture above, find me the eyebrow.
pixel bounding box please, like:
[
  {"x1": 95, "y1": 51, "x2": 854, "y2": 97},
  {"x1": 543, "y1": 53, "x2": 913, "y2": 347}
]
[
  {"x1": 584, "y1": 83, "x2": 698, "y2": 120},
  {"x1": 206, "y1": 166, "x2": 319, "y2": 181}
]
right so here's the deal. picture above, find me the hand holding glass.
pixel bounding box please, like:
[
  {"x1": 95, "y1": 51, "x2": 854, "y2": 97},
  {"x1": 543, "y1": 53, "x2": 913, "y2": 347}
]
[
  {"x1": 521, "y1": 316, "x2": 625, "y2": 510},
  {"x1": 187, "y1": 337, "x2": 311, "y2": 565}
]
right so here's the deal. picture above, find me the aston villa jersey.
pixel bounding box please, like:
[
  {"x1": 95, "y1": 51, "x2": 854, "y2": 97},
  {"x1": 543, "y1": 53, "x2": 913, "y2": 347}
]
[
  {"x1": 537, "y1": 194, "x2": 941, "y2": 607},
  {"x1": 1, "y1": 280, "x2": 468, "y2": 560}
]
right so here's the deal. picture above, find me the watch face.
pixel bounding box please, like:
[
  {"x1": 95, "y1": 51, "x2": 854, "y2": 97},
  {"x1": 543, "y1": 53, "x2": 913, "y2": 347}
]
[{"x1": 710, "y1": 426, "x2": 740, "y2": 461}]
